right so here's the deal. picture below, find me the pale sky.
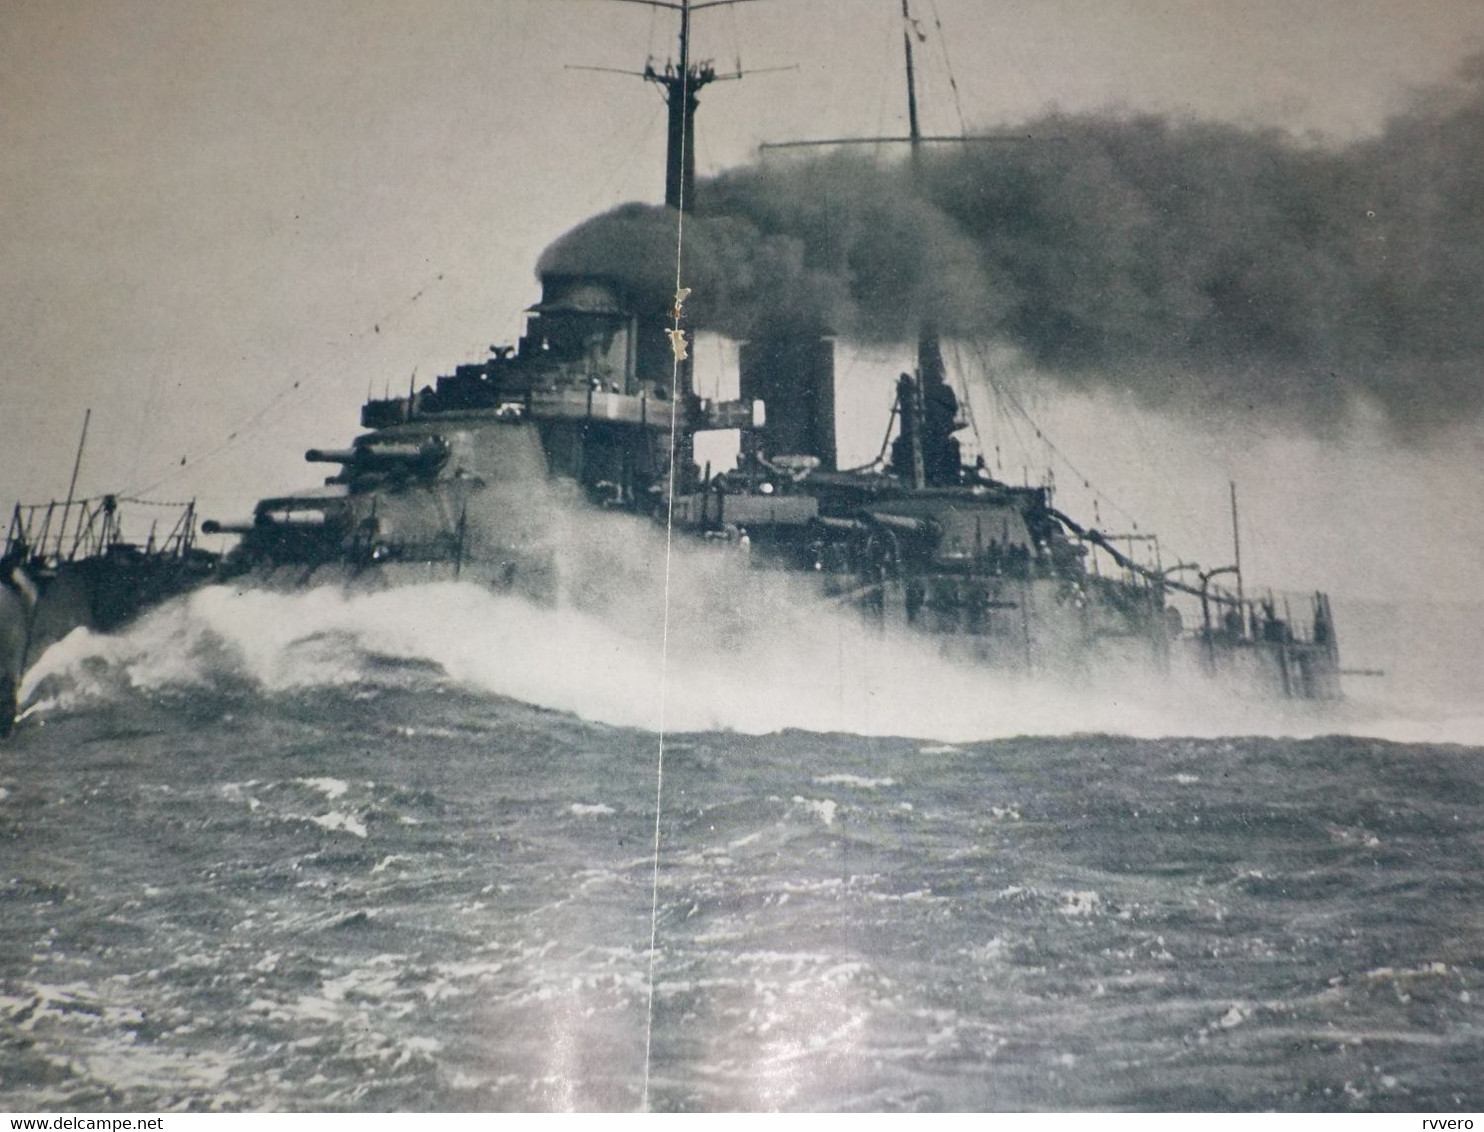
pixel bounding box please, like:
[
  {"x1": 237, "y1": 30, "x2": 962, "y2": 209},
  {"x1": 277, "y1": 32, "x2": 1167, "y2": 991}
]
[{"x1": 3, "y1": 0, "x2": 1483, "y2": 606}]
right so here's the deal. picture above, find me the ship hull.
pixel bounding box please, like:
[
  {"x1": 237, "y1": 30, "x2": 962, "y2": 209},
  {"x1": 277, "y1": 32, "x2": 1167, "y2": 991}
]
[
  {"x1": 219, "y1": 497, "x2": 1339, "y2": 703},
  {"x1": 831, "y1": 570, "x2": 1340, "y2": 699},
  {"x1": 1181, "y1": 634, "x2": 1342, "y2": 700},
  {"x1": 824, "y1": 571, "x2": 1171, "y2": 675},
  {"x1": 0, "y1": 581, "x2": 27, "y2": 735},
  {"x1": 0, "y1": 551, "x2": 217, "y2": 733}
]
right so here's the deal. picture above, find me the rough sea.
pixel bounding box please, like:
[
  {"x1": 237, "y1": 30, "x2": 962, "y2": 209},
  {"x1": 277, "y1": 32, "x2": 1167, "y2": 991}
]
[{"x1": 1, "y1": 573, "x2": 1481, "y2": 1113}]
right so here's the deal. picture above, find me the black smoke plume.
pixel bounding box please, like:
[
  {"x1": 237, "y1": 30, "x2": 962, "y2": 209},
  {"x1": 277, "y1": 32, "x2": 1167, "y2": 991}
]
[{"x1": 539, "y1": 57, "x2": 1484, "y2": 440}]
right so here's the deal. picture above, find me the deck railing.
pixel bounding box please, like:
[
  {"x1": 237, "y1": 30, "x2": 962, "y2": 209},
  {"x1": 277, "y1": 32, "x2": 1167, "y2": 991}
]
[{"x1": 3, "y1": 496, "x2": 198, "y2": 568}]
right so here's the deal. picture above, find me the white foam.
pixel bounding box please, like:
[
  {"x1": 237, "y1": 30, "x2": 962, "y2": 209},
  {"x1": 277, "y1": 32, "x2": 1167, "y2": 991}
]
[
  {"x1": 16, "y1": 535, "x2": 1484, "y2": 745},
  {"x1": 1060, "y1": 890, "x2": 1101, "y2": 917},
  {"x1": 81, "y1": 1043, "x2": 234, "y2": 1096},
  {"x1": 793, "y1": 797, "x2": 838, "y2": 827},
  {"x1": 812, "y1": 774, "x2": 894, "y2": 789},
  {"x1": 1217, "y1": 1003, "x2": 1252, "y2": 1030},
  {"x1": 569, "y1": 803, "x2": 614, "y2": 816},
  {"x1": 1363, "y1": 961, "x2": 1450, "y2": 981},
  {"x1": 309, "y1": 811, "x2": 367, "y2": 838},
  {"x1": 300, "y1": 777, "x2": 350, "y2": 800}
]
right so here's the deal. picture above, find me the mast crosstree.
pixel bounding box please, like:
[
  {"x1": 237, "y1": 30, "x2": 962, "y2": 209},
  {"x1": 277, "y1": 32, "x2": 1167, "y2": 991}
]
[{"x1": 591, "y1": 0, "x2": 770, "y2": 212}]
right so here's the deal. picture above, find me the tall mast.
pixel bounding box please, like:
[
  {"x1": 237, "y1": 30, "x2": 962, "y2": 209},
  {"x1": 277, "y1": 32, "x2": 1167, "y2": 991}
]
[
  {"x1": 64, "y1": 408, "x2": 91, "y2": 517},
  {"x1": 59, "y1": 407, "x2": 91, "y2": 556},
  {"x1": 1230, "y1": 480, "x2": 1245, "y2": 629},
  {"x1": 602, "y1": 0, "x2": 761, "y2": 213},
  {"x1": 900, "y1": 0, "x2": 926, "y2": 488},
  {"x1": 647, "y1": 0, "x2": 715, "y2": 211},
  {"x1": 593, "y1": 1, "x2": 762, "y2": 212},
  {"x1": 755, "y1": 3, "x2": 1039, "y2": 489},
  {"x1": 588, "y1": 0, "x2": 763, "y2": 485},
  {"x1": 901, "y1": 0, "x2": 953, "y2": 488},
  {"x1": 901, "y1": 0, "x2": 922, "y2": 168}
]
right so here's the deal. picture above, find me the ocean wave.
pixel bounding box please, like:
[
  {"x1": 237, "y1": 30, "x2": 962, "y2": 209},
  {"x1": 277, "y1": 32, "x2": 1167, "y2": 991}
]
[{"x1": 16, "y1": 577, "x2": 1484, "y2": 746}]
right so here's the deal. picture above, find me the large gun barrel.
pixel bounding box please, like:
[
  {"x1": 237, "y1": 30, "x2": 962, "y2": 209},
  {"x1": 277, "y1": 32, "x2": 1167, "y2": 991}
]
[
  {"x1": 815, "y1": 516, "x2": 867, "y2": 533},
  {"x1": 305, "y1": 448, "x2": 358, "y2": 464},
  {"x1": 201, "y1": 519, "x2": 255, "y2": 535},
  {"x1": 260, "y1": 509, "x2": 329, "y2": 527},
  {"x1": 362, "y1": 442, "x2": 441, "y2": 461},
  {"x1": 305, "y1": 440, "x2": 448, "y2": 467},
  {"x1": 871, "y1": 512, "x2": 937, "y2": 536}
]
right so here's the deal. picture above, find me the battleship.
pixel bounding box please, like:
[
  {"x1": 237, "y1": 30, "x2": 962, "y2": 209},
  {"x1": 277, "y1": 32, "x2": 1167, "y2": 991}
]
[{"x1": 1, "y1": 0, "x2": 1342, "y2": 737}]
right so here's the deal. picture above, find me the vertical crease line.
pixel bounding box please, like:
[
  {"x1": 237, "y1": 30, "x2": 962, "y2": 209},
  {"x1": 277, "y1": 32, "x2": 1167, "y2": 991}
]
[{"x1": 642, "y1": 43, "x2": 691, "y2": 1116}]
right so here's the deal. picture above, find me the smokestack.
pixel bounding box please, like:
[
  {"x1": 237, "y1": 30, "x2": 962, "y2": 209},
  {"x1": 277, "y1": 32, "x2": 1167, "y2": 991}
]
[{"x1": 739, "y1": 331, "x2": 836, "y2": 470}]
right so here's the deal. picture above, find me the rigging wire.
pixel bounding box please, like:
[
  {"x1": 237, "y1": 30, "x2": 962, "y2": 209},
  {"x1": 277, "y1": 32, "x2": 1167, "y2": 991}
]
[
  {"x1": 902, "y1": 5, "x2": 1181, "y2": 570},
  {"x1": 130, "y1": 4, "x2": 664, "y2": 505},
  {"x1": 726, "y1": 2, "x2": 741, "y2": 74},
  {"x1": 966, "y1": 338, "x2": 1144, "y2": 529},
  {"x1": 871, "y1": 1, "x2": 898, "y2": 155},
  {"x1": 126, "y1": 354, "x2": 168, "y2": 493},
  {"x1": 593, "y1": 102, "x2": 667, "y2": 203},
  {"x1": 115, "y1": 495, "x2": 199, "y2": 509},
  {"x1": 126, "y1": 269, "x2": 451, "y2": 498},
  {"x1": 925, "y1": 0, "x2": 968, "y2": 137},
  {"x1": 946, "y1": 338, "x2": 984, "y2": 455},
  {"x1": 959, "y1": 339, "x2": 1213, "y2": 575},
  {"x1": 842, "y1": 387, "x2": 903, "y2": 472},
  {"x1": 128, "y1": 78, "x2": 662, "y2": 504},
  {"x1": 989, "y1": 374, "x2": 1032, "y2": 479},
  {"x1": 10, "y1": 492, "x2": 201, "y2": 510},
  {"x1": 124, "y1": 11, "x2": 674, "y2": 518}
]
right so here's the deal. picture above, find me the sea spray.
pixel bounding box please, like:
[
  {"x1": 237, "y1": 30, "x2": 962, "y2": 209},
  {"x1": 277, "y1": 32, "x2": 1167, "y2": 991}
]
[{"x1": 21, "y1": 564, "x2": 1481, "y2": 743}]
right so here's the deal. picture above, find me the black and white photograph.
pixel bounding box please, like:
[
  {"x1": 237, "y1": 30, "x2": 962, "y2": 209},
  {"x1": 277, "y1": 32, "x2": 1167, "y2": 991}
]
[{"x1": 2, "y1": 0, "x2": 1482, "y2": 1113}]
